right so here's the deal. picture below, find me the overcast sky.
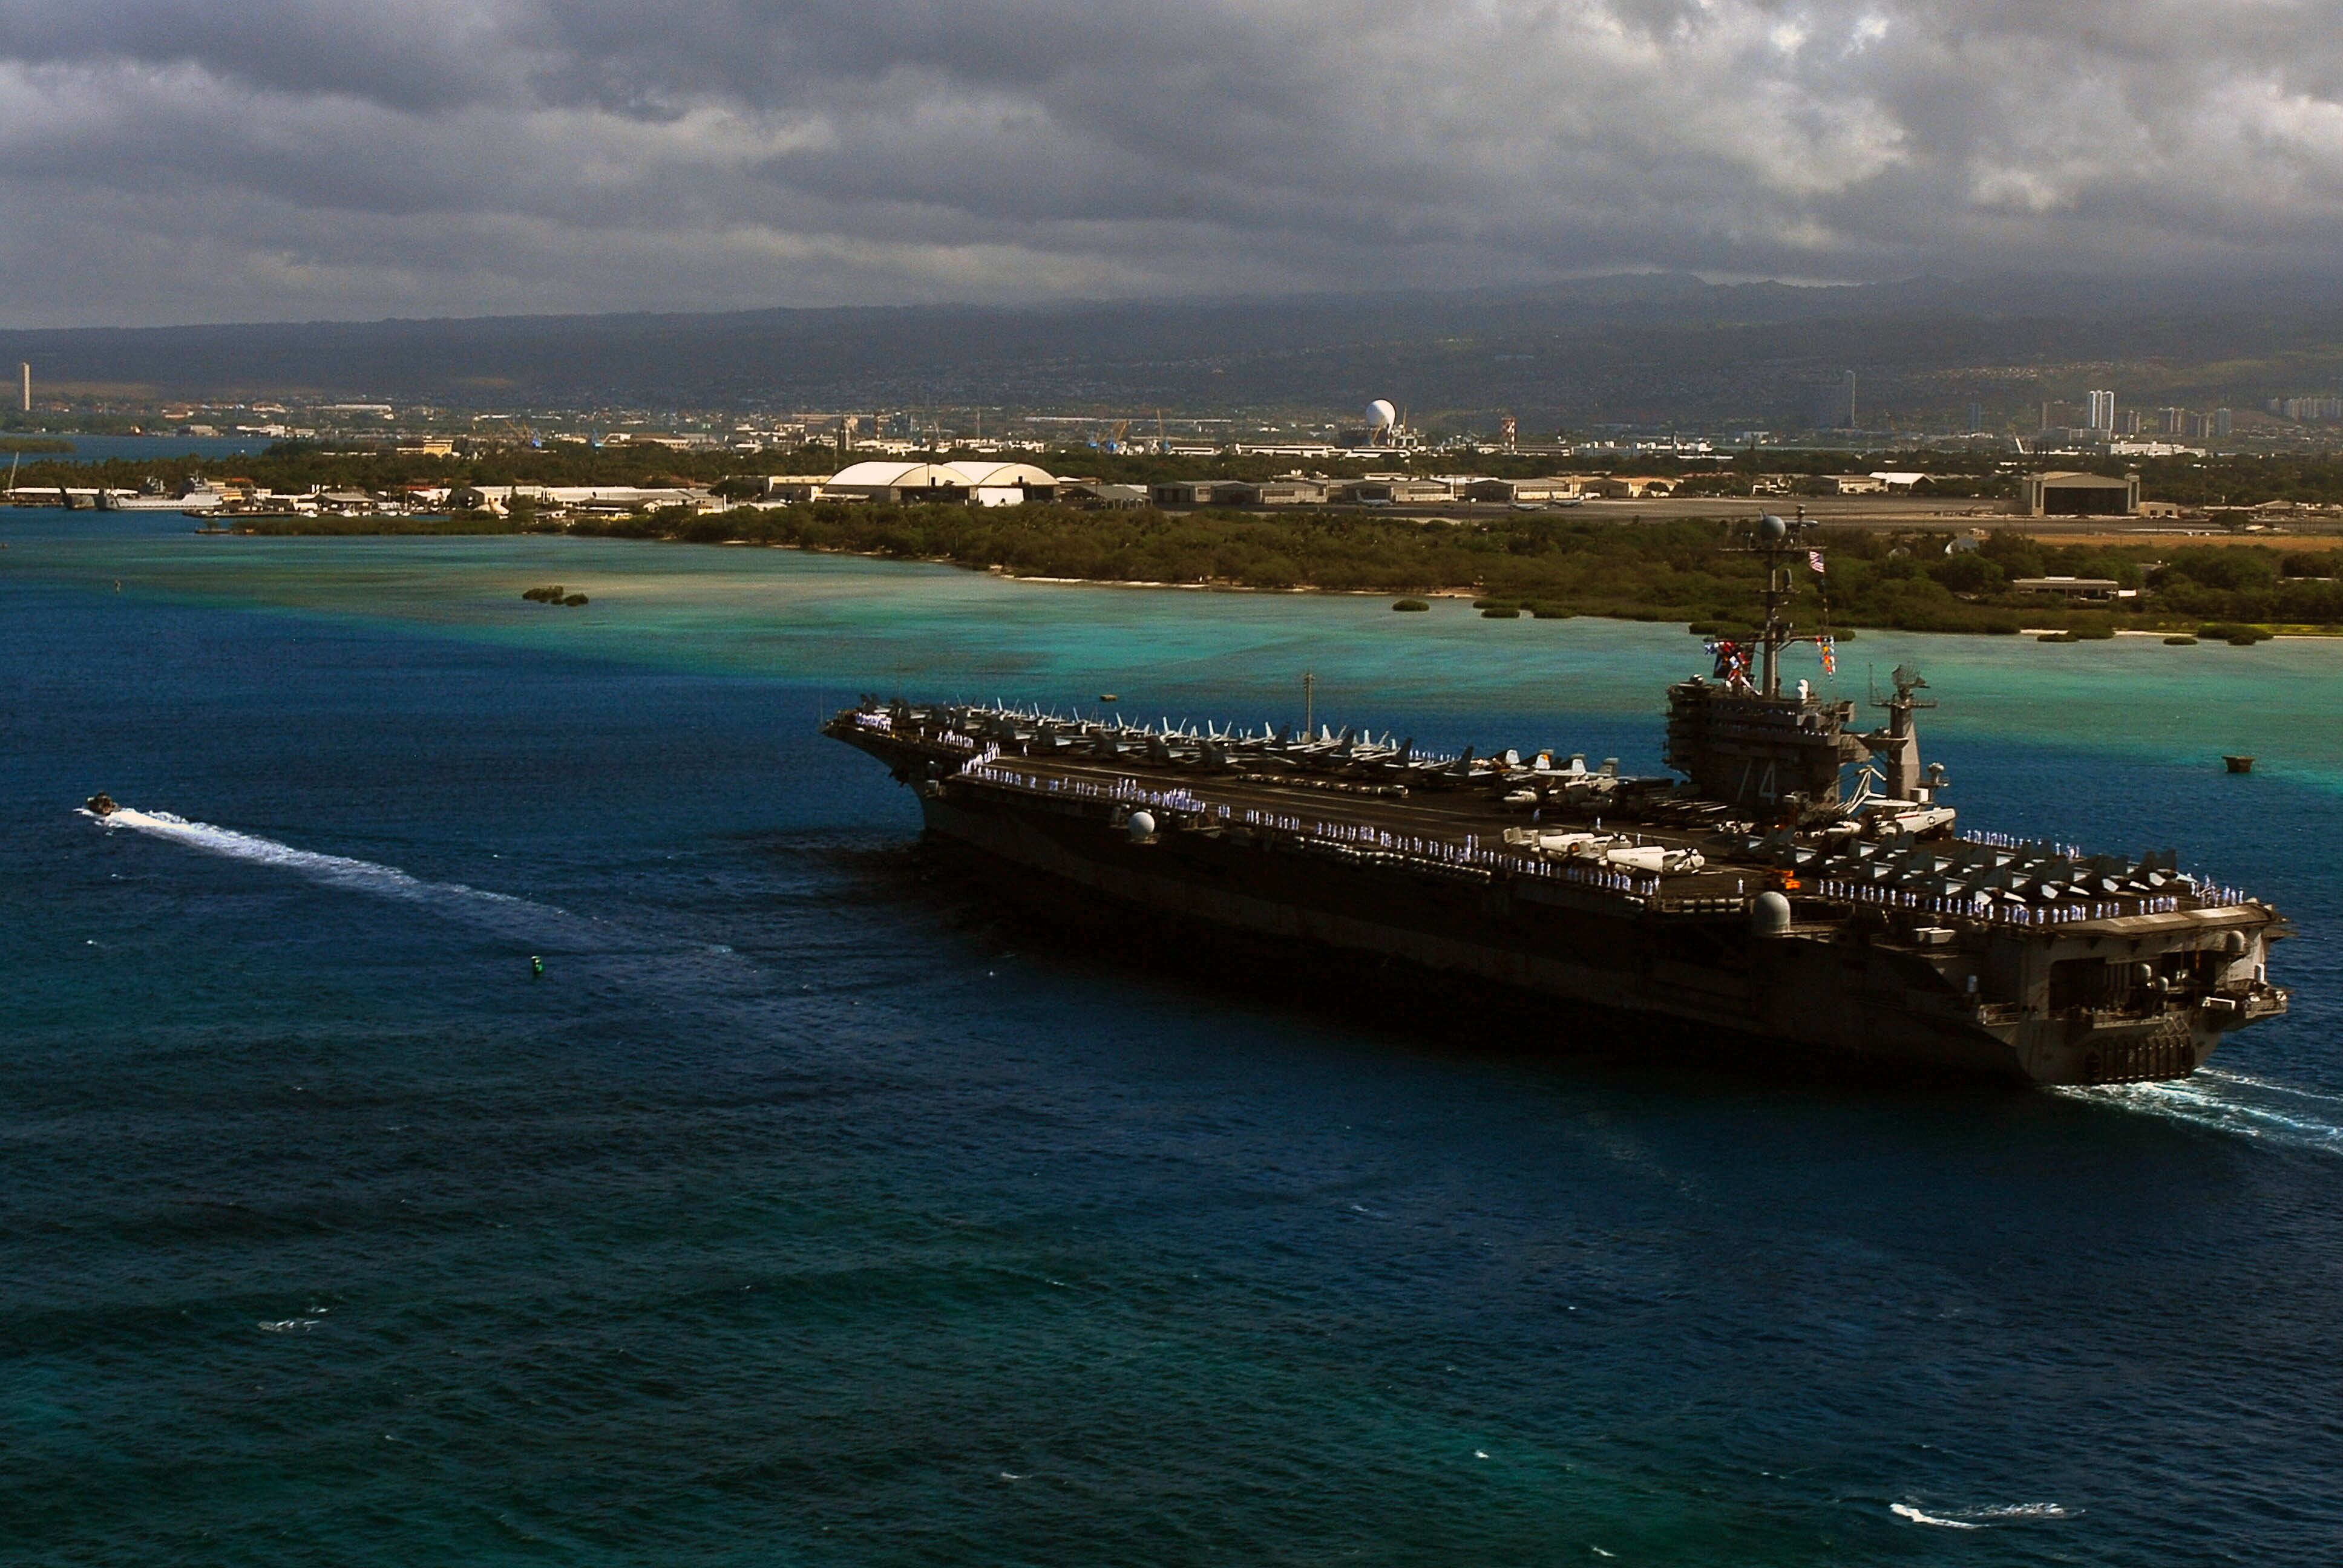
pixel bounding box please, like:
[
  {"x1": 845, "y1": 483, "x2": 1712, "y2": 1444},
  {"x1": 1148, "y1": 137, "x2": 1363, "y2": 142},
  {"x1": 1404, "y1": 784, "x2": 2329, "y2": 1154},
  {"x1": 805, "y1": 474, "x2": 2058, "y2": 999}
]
[{"x1": 0, "y1": 1, "x2": 2336, "y2": 326}]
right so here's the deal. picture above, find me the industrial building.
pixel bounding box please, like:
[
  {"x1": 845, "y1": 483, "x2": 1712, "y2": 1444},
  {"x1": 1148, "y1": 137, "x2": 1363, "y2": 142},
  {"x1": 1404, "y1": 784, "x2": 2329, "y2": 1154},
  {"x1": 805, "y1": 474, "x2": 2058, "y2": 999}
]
[
  {"x1": 741, "y1": 474, "x2": 835, "y2": 502},
  {"x1": 947, "y1": 460, "x2": 1060, "y2": 505},
  {"x1": 1058, "y1": 480, "x2": 1149, "y2": 509},
  {"x1": 1333, "y1": 476, "x2": 1453, "y2": 505},
  {"x1": 2020, "y1": 471, "x2": 2139, "y2": 517},
  {"x1": 824, "y1": 460, "x2": 1058, "y2": 505},
  {"x1": 2010, "y1": 576, "x2": 2134, "y2": 601},
  {"x1": 1463, "y1": 477, "x2": 1585, "y2": 503},
  {"x1": 818, "y1": 462, "x2": 968, "y2": 503},
  {"x1": 1558, "y1": 475, "x2": 1677, "y2": 499},
  {"x1": 1147, "y1": 477, "x2": 1331, "y2": 507},
  {"x1": 1243, "y1": 477, "x2": 1331, "y2": 506},
  {"x1": 451, "y1": 483, "x2": 722, "y2": 515}
]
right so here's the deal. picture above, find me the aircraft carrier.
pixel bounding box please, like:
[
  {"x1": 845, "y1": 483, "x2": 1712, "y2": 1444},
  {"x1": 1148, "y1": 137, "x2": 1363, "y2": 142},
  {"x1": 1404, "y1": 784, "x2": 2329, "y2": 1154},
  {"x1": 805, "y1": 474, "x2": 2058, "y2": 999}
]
[{"x1": 825, "y1": 517, "x2": 2291, "y2": 1085}]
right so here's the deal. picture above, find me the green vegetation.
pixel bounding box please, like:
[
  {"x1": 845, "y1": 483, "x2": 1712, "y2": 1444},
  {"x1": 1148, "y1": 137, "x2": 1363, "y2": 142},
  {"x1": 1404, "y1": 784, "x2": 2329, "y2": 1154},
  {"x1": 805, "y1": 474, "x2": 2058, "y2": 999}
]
[
  {"x1": 2135, "y1": 456, "x2": 2343, "y2": 509},
  {"x1": 562, "y1": 501, "x2": 2342, "y2": 634},
  {"x1": 0, "y1": 437, "x2": 73, "y2": 454},
  {"x1": 1391, "y1": 598, "x2": 1429, "y2": 612},
  {"x1": 136, "y1": 479, "x2": 2343, "y2": 636},
  {"x1": 520, "y1": 585, "x2": 587, "y2": 606}
]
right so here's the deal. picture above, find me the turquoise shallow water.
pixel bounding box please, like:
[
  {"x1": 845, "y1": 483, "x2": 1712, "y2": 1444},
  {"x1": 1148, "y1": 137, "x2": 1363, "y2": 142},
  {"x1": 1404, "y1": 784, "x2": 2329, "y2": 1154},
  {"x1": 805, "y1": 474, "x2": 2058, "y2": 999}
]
[
  {"x1": 31, "y1": 518, "x2": 2343, "y2": 785},
  {"x1": 5, "y1": 511, "x2": 2342, "y2": 1564}
]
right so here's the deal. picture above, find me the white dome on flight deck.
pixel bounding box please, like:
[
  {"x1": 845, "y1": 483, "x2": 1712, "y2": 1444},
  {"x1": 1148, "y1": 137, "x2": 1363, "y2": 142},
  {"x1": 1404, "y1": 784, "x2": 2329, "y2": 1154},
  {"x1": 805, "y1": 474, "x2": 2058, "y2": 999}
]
[{"x1": 1367, "y1": 399, "x2": 1397, "y2": 430}]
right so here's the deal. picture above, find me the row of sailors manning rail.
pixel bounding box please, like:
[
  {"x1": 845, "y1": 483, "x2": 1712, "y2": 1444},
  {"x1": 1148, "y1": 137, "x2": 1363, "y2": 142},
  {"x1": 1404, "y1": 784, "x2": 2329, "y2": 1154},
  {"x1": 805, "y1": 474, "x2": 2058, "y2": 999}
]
[
  {"x1": 955, "y1": 754, "x2": 1693, "y2": 898},
  {"x1": 863, "y1": 699, "x2": 1990, "y2": 855},
  {"x1": 860, "y1": 702, "x2": 2249, "y2": 919},
  {"x1": 960, "y1": 744, "x2": 2239, "y2": 924},
  {"x1": 853, "y1": 699, "x2": 1639, "y2": 792}
]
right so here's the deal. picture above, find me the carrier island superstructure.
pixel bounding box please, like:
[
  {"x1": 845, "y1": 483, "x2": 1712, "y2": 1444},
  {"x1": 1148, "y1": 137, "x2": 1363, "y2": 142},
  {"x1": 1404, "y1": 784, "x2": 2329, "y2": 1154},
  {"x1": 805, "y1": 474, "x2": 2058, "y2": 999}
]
[{"x1": 826, "y1": 517, "x2": 2290, "y2": 1085}]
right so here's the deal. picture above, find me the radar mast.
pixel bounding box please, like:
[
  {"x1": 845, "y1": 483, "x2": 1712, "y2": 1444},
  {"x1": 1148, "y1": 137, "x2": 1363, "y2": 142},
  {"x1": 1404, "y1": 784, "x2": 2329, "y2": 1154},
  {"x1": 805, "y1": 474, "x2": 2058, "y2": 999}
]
[{"x1": 1742, "y1": 507, "x2": 1829, "y2": 699}]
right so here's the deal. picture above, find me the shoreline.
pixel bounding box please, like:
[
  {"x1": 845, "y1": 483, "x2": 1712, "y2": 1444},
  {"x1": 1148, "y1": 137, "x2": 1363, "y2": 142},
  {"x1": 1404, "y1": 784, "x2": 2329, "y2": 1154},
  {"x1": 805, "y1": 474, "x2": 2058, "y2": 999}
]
[
  {"x1": 27, "y1": 506, "x2": 2337, "y2": 642},
  {"x1": 723, "y1": 539, "x2": 2340, "y2": 641}
]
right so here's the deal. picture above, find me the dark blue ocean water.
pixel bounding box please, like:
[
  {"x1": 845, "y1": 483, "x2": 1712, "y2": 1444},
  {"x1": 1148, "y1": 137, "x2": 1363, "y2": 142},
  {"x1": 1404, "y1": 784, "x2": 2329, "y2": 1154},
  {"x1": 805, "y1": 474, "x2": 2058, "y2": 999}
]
[{"x1": 7, "y1": 516, "x2": 2342, "y2": 1564}]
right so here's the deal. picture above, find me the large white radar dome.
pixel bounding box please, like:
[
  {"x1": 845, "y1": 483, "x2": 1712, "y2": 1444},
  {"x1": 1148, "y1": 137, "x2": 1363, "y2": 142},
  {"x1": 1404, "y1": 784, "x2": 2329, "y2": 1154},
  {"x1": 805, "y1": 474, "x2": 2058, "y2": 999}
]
[{"x1": 1366, "y1": 399, "x2": 1397, "y2": 430}]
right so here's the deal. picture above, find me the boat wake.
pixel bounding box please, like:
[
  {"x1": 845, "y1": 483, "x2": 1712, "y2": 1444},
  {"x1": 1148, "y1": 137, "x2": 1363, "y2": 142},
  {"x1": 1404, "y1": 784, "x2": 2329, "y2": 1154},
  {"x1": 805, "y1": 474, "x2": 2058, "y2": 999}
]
[
  {"x1": 87, "y1": 806, "x2": 531, "y2": 915},
  {"x1": 2053, "y1": 1067, "x2": 2343, "y2": 1157},
  {"x1": 1892, "y1": 1501, "x2": 2075, "y2": 1529},
  {"x1": 80, "y1": 805, "x2": 767, "y2": 1001}
]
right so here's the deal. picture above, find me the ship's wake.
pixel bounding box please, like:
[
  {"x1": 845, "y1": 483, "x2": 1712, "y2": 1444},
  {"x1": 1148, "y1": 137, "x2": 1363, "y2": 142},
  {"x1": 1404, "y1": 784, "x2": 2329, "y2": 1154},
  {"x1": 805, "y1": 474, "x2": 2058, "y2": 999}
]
[
  {"x1": 81, "y1": 805, "x2": 767, "y2": 999},
  {"x1": 1892, "y1": 1501, "x2": 2076, "y2": 1529},
  {"x1": 87, "y1": 806, "x2": 532, "y2": 915},
  {"x1": 2054, "y1": 1067, "x2": 2343, "y2": 1157}
]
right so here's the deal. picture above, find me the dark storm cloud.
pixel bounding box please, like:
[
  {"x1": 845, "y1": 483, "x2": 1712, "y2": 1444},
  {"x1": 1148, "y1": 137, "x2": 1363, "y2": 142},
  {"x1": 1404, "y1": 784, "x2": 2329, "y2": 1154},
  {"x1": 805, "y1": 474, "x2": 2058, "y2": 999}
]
[{"x1": 1, "y1": 1, "x2": 2338, "y2": 325}]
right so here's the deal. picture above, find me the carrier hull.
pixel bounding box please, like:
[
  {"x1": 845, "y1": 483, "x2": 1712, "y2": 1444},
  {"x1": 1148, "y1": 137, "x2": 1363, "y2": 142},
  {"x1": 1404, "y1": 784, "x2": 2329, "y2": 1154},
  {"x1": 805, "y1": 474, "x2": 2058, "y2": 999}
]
[
  {"x1": 824, "y1": 705, "x2": 2289, "y2": 1088},
  {"x1": 913, "y1": 789, "x2": 2236, "y2": 1085}
]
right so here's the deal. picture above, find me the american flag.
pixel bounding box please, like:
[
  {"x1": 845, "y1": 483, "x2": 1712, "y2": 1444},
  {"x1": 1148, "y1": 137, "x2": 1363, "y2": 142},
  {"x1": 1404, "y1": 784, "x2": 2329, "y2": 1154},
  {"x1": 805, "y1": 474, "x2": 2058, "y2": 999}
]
[{"x1": 1807, "y1": 550, "x2": 1827, "y2": 573}]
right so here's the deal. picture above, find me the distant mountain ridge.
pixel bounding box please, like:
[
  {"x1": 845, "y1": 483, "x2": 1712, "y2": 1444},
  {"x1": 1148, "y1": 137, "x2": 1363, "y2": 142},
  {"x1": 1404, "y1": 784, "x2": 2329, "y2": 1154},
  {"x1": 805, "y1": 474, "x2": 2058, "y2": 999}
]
[{"x1": 9, "y1": 273, "x2": 2343, "y2": 430}]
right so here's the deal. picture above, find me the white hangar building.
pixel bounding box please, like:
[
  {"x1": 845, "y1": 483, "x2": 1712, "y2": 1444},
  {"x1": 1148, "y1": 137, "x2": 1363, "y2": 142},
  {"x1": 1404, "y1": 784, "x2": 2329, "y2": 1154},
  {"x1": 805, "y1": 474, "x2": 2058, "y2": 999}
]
[{"x1": 822, "y1": 460, "x2": 1058, "y2": 506}]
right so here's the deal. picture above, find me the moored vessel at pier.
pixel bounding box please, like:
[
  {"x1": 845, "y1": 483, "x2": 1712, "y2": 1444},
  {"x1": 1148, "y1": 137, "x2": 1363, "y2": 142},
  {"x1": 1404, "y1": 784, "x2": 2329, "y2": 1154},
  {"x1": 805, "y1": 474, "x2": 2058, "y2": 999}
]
[{"x1": 97, "y1": 477, "x2": 226, "y2": 512}]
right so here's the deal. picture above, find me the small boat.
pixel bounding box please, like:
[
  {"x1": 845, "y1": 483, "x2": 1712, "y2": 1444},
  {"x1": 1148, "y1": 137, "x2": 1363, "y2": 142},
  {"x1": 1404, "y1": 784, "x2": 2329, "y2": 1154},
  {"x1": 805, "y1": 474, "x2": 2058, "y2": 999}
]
[
  {"x1": 1098, "y1": 693, "x2": 1119, "y2": 703},
  {"x1": 2224, "y1": 755, "x2": 2255, "y2": 774},
  {"x1": 86, "y1": 792, "x2": 119, "y2": 815}
]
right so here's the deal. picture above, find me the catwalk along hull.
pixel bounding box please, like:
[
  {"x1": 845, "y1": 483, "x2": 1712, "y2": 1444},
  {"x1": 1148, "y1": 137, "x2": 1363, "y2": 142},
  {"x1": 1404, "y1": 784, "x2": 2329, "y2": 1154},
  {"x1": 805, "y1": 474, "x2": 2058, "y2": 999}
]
[{"x1": 833, "y1": 713, "x2": 2289, "y2": 1088}]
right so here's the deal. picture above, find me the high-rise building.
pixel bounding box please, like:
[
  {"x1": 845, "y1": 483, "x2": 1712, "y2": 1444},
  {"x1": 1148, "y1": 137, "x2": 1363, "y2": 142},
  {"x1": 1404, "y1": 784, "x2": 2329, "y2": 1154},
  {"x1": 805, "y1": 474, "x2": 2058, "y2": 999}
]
[
  {"x1": 2214, "y1": 408, "x2": 2233, "y2": 438},
  {"x1": 1968, "y1": 402, "x2": 1983, "y2": 434},
  {"x1": 2161, "y1": 406, "x2": 2186, "y2": 434},
  {"x1": 2087, "y1": 389, "x2": 2116, "y2": 432}
]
